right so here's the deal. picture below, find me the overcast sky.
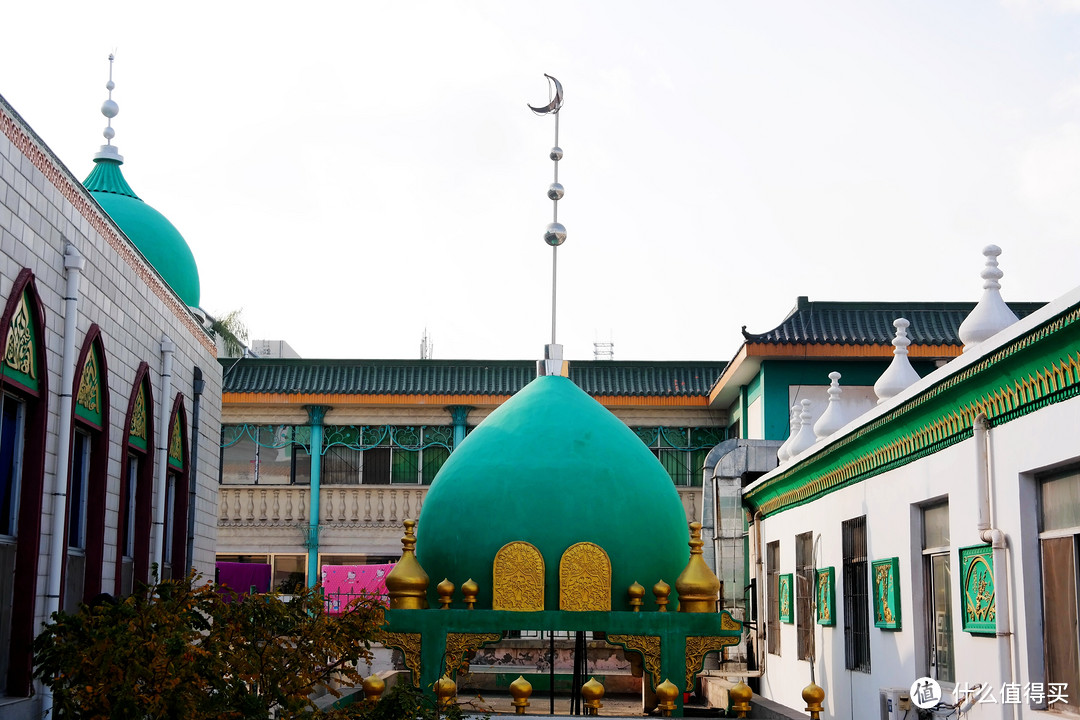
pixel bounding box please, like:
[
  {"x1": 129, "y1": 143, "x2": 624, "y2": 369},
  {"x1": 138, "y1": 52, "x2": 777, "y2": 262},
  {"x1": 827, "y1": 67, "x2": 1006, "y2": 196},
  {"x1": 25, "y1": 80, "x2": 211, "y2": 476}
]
[{"x1": 3, "y1": 1, "x2": 1080, "y2": 362}]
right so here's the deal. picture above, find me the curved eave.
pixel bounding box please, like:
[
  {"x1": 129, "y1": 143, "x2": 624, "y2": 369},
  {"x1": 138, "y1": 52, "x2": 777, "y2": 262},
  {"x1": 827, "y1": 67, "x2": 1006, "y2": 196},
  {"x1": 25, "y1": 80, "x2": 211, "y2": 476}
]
[
  {"x1": 708, "y1": 342, "x2": 961, "y2": 408},
  {"x1": 222, "y1": 391, "x2": 712, "y2": 409}
]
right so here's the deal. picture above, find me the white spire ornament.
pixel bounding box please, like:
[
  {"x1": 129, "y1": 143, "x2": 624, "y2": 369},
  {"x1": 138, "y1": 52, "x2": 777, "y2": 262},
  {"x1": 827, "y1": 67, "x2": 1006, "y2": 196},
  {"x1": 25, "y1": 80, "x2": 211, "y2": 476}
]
[
  {"x1": 776, "y1": 404, "x2": 799, "y2": 463},
  {"x1": 874, "y1": 318, "x2": 921, "y2": 404},
  {"x1": 957, "y1": 245, "x2": 1019, "y2": 352},
  {"x1": 813, "y1": 371, "x2": 847, "y2": 440},
  {"x1": 95, "y1": 53, "x2": 123, "y2": 163},
  {"x1": 786, "y1": 399, "x2": 818, "y2": 458}
]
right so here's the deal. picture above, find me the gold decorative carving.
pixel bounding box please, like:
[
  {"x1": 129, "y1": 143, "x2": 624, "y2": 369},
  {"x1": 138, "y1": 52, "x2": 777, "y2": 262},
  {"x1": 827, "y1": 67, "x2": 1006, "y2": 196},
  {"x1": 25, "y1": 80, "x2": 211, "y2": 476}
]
[
  {"x1": 684, "y1": 636, "x2": 740, "y2": 691},
  {"x1": 4, "y1": 294, "x2": 34, "y2": 379},
  {"x1": 493, "y1": 541, "x2": 545, "y2": 611},
  {"x1": 608, "y1": 634, "x2": 661, "y2": 690},
  {"x1": 77, "y1": 349, "x2": 100, "y2": 413},
  {"x1": 131, "y1": 384, "x2": 147, "y2": 441},
  {"x1": 719, "y1": 611, "x2": 742, "y2": 633},
  {"x1": 378, "y1": 631, "x2": 421, "y2": 687},
  {"x1": 559, "y1": 542, "x2": 611, "y2": 611},
  {"x1": 444, "y1": 632, "x2": 502, "y2": 675},
  {"x1": 875, "y1": 563, "x2": 895, "y2": 624},
  {"x1": 169, "y1": 414, "x2": 183, "y2": 464}
]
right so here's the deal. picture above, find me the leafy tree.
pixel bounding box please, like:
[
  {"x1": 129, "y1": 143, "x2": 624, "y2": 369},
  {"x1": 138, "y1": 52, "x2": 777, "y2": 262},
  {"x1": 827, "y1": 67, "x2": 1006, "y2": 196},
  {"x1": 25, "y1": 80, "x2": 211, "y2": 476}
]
[{"x1": 34, "y1": 574, "x2": 385, "y2": 720}]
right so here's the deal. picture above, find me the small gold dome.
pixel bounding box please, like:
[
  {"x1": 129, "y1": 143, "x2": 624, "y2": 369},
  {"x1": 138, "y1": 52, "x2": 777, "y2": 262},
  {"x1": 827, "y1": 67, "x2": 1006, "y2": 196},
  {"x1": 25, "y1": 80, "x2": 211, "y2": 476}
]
[
  {"x1": 435, "y1": 674, "x2": 457, "y2": 707},
  {"x1": 802, "y1": 681, "x2": 825, "y2": 713},
  {"x1": 653, "y1": 579, "x2": 671, "y2": 612},
  {"x1": 462, "y1": 578, "x2": 478, "y2": 609},
  {"x1": 675, "y1": 522, "x2": 721, "y2": 613},
  {"x1": 385, "y1": 519, "x2": 430, "y2": 609},
  {"x1": 628, "y1": 581, "x2": 645, "y2": 611},
  {"x1": 582, "y1": 676, "x2": 605, "y2": 701},
  {"x1": 730, "y1": 680, "x2": 753, "y2": 717},
  {"x1": 437, "y1": 578, "x2": 455, "y2": 609},
  {"x1": 362, "y1": 674, "x2": 385, "y2": 703},
  {"x1": 510, "y1": 675, "x2": 533, "y2": 700},
  {"x1": 652, "y1": 677, "x2": 678, "y2": 712}
]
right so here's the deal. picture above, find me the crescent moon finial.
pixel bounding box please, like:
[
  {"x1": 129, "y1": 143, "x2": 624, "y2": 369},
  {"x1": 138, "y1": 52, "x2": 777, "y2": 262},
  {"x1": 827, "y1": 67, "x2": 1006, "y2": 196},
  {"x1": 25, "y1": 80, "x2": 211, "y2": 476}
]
[{"x1": 528, "y1": 74, "x2": 564, "y2": 115}]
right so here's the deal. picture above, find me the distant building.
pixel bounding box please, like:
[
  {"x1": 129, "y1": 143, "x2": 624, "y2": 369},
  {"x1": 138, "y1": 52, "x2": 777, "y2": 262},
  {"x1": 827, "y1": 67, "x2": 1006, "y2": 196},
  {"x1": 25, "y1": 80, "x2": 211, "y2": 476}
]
[
  {"x1": 250, "y1": 338, "x2": 301, "y2": 359},
  {"x1": 0, "y1": 87, "x2": 220, "y2": 718}
]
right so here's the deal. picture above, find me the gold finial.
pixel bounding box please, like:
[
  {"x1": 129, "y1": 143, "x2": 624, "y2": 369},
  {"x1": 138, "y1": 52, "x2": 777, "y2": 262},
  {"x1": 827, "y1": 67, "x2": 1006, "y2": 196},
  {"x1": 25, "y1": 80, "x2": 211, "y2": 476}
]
[
  {"x1": 581, "y1": 677, "x2": 605, "y2": 716},
  {"x1": 675, "y1": 522, "x2": 721, "y2": 613},
  {"x1": 802, "y1": 681, "x2": 825, "y2": 719},
  {"x1": 385, "y1": 519, "x2": 430, "y2": 609},
  {"x1": 653, "y1": 579, "x2": 671, "y2": 612},
  {"x1": 437, "y1": 578, "x2": 455, "y2": 609},
  {"x1": 628, "y1": 581, "x2": 645, "y2": 612},
  {"x1": 362, "y1": 674, "x2": 386, "y2": 704},
  {"x1": 462, "y1": 578, "x2": 478, "y2": 609},
  {"x1": 655, "y1": 679, "x2": 679, "y2": 716},
  {"x1": 510, "y1": 675, "x2": 533, "y2": 714},
  {"x1": 435, "y1": 674, "x2": 457, "y2": 709},
  {"x1": 730, "y1": 680, "x2": 753, "y2": 718}
]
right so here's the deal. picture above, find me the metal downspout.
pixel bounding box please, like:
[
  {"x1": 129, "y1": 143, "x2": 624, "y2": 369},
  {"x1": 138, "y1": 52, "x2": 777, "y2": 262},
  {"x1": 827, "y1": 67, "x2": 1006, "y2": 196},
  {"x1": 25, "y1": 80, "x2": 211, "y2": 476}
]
[
  {"x1": 151, "y1": 337, "x2": 174, "y2": 575},
  {"x1": 974, "y1": 414, "x2": 1015, "y2": 720},
  {"x1": 41, "y1": 244, "x2": 85, "y2": 719},
  {"x1": 185, "y1": 367, "x2": 203, "y2": 575}
]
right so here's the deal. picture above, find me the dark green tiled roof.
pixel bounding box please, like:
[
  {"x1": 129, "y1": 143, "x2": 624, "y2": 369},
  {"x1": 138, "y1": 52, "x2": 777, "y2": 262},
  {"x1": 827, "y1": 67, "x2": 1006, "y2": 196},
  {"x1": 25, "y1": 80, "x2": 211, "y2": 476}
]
[
  {"x1": 743, "y1": 297, "x2": 1046, "y2": 346},
  {"x1": 221, "y1": 359, "x2": 727, "y2": 398}
]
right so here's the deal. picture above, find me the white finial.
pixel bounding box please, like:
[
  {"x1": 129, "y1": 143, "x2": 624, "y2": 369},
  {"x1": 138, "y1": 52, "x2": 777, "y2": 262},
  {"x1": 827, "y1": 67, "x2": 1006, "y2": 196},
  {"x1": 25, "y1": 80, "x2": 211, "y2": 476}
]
[
  {"x1": 957, "y1": 245, "x2": 1019, "y2": 352},
  {"x1": 776, "y1": 404, "x2": 799, "y2": 463},
  {"x1": 814, "y1": 371, "x2": 847, "y2": 440},
  {"x1": 94, "y1": 54, "x2": 124, "y2": 163},
  {"x1": 874, "y1": 318, "x2": 922, "y2": 403},
  {"x1": 787, "y1": 399, "x2": 818, "y2": 458}
]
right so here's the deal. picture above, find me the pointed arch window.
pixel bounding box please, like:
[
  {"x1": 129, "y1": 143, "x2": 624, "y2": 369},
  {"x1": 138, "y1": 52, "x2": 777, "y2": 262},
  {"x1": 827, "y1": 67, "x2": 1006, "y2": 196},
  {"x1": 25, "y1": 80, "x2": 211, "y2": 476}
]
[
  {"x1": 117, "y1": 366, "x2": 153, "y2": 594},
  {"x1": 162, "y1": 397, "x2": 189, "y2": 580},
  {"x1": 64, "y1": 330, "x2": 110, "y2": 611},
  {"x1": 0, "y1": 271, "x2": 49, "y2": 698}
]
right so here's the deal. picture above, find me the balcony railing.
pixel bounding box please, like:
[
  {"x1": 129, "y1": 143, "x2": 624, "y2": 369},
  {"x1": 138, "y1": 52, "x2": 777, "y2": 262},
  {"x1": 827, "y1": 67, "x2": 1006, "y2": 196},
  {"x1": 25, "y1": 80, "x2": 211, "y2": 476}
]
[{"x1": 218, "y1": 485, "x2": 701, "y2": 528}]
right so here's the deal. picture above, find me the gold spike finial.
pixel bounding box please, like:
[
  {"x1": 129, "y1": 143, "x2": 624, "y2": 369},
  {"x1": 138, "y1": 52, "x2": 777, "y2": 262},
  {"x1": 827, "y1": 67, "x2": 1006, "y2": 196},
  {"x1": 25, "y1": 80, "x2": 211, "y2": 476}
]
[
  {"x1": 385, "y1": 519, "x2": 429, "y2": 609},
  {"x1": 675, "y1": 522, "x2": 721, "y2": 613}
]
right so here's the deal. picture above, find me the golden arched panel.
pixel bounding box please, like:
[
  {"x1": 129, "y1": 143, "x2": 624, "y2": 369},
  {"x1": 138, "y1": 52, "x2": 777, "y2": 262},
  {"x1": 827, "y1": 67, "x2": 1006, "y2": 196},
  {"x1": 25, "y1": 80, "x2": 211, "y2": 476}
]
[
  {"x1": 559, "y1": 542, "x2": 611, "y2": 611},
  {"x1": 492, "y1": 541, "x2": 545, "y2": 611}
]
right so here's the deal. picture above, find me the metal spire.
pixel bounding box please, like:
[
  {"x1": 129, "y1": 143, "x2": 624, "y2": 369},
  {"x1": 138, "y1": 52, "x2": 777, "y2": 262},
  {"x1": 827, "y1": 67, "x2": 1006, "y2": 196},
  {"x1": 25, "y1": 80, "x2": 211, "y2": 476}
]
[
  {"x1": 530, "y1": 74, "x2": 566, "y2": 376},
  {"x1": 95, "y1": 53, "x2": 124, "y2": 162}
]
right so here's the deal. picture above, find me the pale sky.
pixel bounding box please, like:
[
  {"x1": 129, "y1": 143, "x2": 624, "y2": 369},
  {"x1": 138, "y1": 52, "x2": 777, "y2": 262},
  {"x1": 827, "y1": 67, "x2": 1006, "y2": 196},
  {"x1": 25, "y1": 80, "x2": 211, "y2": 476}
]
[{"x1": 3, "y1": 1, "x2": 1080, "y2": 362}]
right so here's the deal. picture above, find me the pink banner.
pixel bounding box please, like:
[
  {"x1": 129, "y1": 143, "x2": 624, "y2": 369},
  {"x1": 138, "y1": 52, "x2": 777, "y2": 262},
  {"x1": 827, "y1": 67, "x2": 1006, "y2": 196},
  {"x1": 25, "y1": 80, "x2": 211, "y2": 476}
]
[{"x1": 321, "y1": 563, "x2": 393, "y2": 614}]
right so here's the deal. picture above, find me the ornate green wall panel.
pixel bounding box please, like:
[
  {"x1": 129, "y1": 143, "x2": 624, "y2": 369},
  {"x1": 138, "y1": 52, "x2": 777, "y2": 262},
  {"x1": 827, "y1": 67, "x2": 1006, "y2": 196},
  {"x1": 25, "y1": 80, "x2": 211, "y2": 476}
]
[
  {"x1": 872, "y1": 558, "x2": 901, "y2": 630},
  {"x1": 779, "y1": 573, "x2": 793, "y2": 624},
  {"x1": 960, "y1": 544, "x2": 995, "y2": 634},
  {"x1": 816, "y1": 567, "x2": 835, "y2": 626}
]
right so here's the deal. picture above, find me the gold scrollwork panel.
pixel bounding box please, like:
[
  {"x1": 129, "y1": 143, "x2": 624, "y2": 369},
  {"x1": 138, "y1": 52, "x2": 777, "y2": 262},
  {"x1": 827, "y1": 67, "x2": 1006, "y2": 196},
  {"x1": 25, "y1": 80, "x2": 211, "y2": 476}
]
[
  {"x1": 684, "y1": 636, "x2": 741, "y2": 692},
  {"x1": 493, "y1": 541, "x2": 545, "y2": 611},
  {"x1": 608, "y1": 634, "x2": 661, "y2": 691},
  {"x1": 378, "y1": 631, "x2": 422, "y2": 687},
  {"x1": 559, "y1": 542, "x2": 611, "y2": 611},
  {"x1": 444, "y1": 632, "x2": 503, "y2": 676}
]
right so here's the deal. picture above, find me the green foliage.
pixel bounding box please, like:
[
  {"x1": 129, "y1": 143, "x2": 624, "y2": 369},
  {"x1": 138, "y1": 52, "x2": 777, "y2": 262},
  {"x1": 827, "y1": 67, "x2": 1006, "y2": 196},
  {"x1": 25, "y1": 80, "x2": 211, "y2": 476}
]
[
  {"x1": 34, "y1": 574, "x2": 384, "y2": 720},
  {"x1": 343, "y1": 682, "x2": 473, "y2": 720}
]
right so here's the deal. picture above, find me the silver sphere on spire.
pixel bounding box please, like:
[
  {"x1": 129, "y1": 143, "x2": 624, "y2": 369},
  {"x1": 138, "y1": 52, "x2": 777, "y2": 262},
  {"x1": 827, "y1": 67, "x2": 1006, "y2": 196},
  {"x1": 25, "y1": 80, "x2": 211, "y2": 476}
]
[
  {"x1": 547, "y1": 183, "x2": 564, "y2": 201},
  {"x1": 549, "y1": 146, "x2": 563, "y2": 161},
  {"x1": 544, "y1": 222, "x2": 567, "y2": 246},
  {"x1": 103, "y1": 127, "x2": 115, "y2": 140},
  {"x1": 101, "y1": 99, "x2": 119, "y2": 118}
]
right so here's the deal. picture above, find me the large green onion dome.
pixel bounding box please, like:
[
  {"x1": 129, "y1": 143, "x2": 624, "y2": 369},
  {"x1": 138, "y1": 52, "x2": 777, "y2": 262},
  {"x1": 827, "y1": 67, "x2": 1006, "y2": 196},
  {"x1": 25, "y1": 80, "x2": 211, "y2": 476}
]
[
  {"x1": 415, "y1": 375, "x2": 690, "y2": 611},
  {"x1": 84, "y1": 156, "x2": 201, "y2": 307}
]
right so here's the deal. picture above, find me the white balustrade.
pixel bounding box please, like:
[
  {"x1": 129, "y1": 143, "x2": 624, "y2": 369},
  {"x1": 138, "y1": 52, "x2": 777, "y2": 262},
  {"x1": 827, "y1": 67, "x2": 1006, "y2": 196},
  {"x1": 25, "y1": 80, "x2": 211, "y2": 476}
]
[{"x1": 217, "y1": 485, "x2": 429, "y2": 527}]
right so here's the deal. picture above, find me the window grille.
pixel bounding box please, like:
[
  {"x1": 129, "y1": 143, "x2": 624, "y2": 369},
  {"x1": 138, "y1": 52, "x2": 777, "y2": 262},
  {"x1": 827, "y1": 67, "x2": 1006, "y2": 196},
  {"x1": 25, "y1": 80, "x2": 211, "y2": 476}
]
[
  {"x1": 767, "y1": 540, "x2": 780, "y2": 656},
  {"x1": 842, "y1": 515, "x2": 870, "y2": 672},
  {"x1": 796, "y1": 531, "x2": 814, "y2": 661}
]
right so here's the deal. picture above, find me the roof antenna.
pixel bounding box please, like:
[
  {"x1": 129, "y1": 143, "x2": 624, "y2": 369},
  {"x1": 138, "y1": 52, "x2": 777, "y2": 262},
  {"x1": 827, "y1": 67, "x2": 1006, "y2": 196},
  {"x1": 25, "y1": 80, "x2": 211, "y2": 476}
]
[
  {"x1": 96, "y1": 53, "x2": 123, "y2": 163},
  {"x1": 530, "y1": 74, "x2": 566, "y2": 377}
]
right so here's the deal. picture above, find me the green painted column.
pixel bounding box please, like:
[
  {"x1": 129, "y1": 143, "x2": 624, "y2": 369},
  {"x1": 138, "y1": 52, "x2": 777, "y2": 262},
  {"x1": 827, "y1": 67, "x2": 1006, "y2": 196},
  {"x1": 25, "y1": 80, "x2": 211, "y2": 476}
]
[
  {"x1": 447, "y1": 405, "x2": 473, "y2": 449},
  {"x1": 305, "y1": 405, "x2": 329, "y2": 587}
]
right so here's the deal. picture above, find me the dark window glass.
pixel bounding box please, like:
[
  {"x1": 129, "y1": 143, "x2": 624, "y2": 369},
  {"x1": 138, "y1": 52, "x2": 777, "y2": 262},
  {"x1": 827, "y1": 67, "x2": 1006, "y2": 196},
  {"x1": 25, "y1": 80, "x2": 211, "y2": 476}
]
[
  {"x1": 843, "y1": 516, "x2": 870, "y2": 672},
  {"x1": 0, "y1": 395, "x2": 25, "y2": 536},
  {"x1": 767, "y1": 540, "x2": 780, "y2": 656},
  {"x1": 796, "y1": 531, "x2": 814, "y2": 661},
  {"x1": 323, "y1": 446, "x2": 362, "y2": 485},
  {"x1": 362, "y1": 448, "x2": 390, "y2": 485}
]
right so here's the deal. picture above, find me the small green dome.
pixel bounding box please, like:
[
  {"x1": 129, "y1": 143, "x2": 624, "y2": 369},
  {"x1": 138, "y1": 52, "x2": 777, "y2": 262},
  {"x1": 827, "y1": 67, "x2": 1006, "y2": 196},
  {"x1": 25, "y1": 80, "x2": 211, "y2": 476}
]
[
  {"x1": 416, "y1": 375, "x2": 690, "y2": 610},
  {"x1": 84, "y1": 159, "x2": 200, "y2": 307}
]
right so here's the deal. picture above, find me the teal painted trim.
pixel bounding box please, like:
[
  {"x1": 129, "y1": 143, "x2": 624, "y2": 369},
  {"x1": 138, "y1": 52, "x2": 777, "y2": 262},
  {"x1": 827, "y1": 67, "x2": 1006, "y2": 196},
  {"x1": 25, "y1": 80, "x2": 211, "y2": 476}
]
[
  {"x1": 306, "y1": 406, "x2": 329, "y2": 587},
  {"x1": 739, "y1": 385, "x2": 749, "y2": 440},
  {"x1": 447, "y1": 405, "x2": 472, "y2": 449}
]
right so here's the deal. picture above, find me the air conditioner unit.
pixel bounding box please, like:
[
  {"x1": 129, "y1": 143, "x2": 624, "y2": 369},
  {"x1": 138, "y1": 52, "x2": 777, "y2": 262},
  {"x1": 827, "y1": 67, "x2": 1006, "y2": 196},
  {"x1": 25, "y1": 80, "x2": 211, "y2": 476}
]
[{"x1": 879, "y1": 687, "x2": 911, "y2": 720}]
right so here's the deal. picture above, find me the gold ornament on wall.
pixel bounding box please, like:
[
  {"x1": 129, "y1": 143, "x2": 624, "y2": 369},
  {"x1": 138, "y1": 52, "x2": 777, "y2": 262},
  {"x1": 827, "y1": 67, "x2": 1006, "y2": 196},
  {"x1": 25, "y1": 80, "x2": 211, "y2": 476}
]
[
  {"x1": 493, "y1": 541, "x2": 545, "y2": 611},
  {"x1": 607, "y1": 634, "x2": 661, "y2": 690},
  {"x1": 676, "y1": 522, "x2": 721, "y2": 613},
  {"x1": 559, "y1": 542, "x2": 611, "y2": 611},
  {"x1": 377, "y1": 631, "x2": 422, "y2": 687}
]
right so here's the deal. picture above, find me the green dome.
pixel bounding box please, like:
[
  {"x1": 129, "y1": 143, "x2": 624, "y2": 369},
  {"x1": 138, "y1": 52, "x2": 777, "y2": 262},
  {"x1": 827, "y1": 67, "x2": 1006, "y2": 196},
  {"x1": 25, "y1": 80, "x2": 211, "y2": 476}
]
[
  {"x1": 415, "y1": 375, "x2": 690, "y2": 611},
  {"x1": 84, "y1": 159, "x2": 201, "y2": 307}
]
